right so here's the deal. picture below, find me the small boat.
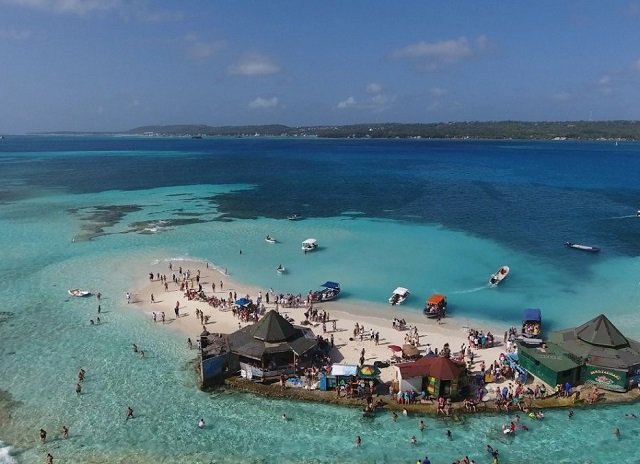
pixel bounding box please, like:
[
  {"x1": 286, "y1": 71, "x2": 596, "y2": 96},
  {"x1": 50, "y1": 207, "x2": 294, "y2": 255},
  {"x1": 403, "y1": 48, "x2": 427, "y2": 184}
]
[
  {"x1": 423, "y1": 293, "x2": 447, "y2": 318},
  {"x1": 310, "y1": 281, "x2": 341, "y2": 302},
  {"x1": 301, "y1": 238, "x2": 318, "y2": 252},
  {"x1": 489, "y1": 266, "x2": 509, "y2": 287},
  {"x1": 265, "y1": 235, "x2": 277, "y2": 243},
  {"x1": 389, "y1": 287, "x2": 410, "y2": 305},
  {"x1": 636, "y1": 210, "x2": 639, "y2": 217},
  {"x1": 287, "y1": 213, "x2": 302, "y2": 221},
  {"x1": 565, "y1": 242, "x2": 600, "y2": 253},
  {"x1": 276, "y1": 265, "x2": 286, "y2": 274},
  {"x1": 68, "y1": 289, "x2": 91, "y2": 297}
]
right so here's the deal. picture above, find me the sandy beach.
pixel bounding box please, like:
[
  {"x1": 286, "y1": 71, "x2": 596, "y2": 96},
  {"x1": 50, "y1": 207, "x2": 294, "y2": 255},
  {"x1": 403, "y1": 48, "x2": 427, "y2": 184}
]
[{"x1": 129, "y1": 258, "x2": 511, "y2": 387}]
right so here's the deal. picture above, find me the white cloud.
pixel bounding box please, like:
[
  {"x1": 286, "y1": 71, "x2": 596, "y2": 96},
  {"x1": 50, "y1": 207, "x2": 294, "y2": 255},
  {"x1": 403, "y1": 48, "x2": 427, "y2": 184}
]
[
  {"x1": 337, "y1": 96, "x2": 356, "y2": 109},
  {"x1": 1, "y1": 0, "x2": 122, "y2": 15},
  {"x1": 390, "y1": 35, "x2": 487, "y2": 71},
  {"x1": 366, "y1": 83, "x2": 383, "y2": 94},
  {"x1": 0, "y1": 28, "x2": 32, "y2": 40},
  {"x1": 552, "y1": 91, "x2": 572, "y2": 101},
  {"x1": 598, "y1": 75, "x2": 611, "y2": 85},
  {"x1": 185, "y1": 34, "x2": 224, "y2": 60},
  {"x1": 228, "y1": 53, "x2": 280, "y2": 76},
  {"x1": 633, "y1": 58, "x2": 640, "y2": 72},
  {"x1": 1, "y1": 0, "x2": 182, "y2": 20},
  {"x1": 430, "y1": 87, "x2": 447, "y2": 97},
  {"x1": 337, "y1": 84, "x2": 394, "y2": 112},
  {"x1": 248, "y1": 96, "x2": 279, "y2": 109}
]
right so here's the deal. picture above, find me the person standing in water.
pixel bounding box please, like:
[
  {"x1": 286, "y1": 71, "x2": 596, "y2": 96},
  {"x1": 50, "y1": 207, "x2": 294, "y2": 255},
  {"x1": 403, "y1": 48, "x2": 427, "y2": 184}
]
[{"x1": 126, "y1": 406, "x2": 134, "y2": 420}]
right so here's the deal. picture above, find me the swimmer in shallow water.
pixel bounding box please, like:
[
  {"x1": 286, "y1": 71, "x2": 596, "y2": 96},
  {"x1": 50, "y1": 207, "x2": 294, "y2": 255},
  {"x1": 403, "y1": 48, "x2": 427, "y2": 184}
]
[{"x1": 198, "y1": 418, "x2": 205, "y2": 429}]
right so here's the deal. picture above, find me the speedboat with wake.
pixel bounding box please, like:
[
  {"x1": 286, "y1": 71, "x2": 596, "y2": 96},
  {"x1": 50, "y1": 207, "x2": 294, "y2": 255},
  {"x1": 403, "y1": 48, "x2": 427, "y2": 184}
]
[
  {"x1": 565, "y1": 242, "x2": 600, "y2": 253},
  {"x1": 489, "y1": 266, "x2": 509, "y2": 287}
]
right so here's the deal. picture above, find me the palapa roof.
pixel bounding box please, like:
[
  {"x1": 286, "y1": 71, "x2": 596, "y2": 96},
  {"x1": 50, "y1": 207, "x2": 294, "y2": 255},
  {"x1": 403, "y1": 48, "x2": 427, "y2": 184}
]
[
  {"x1": 227, "y1": 310, "x2": 317, "y2": 361},
  {"x1": 549, "y1": 314, "x2": 640, "y2": 370},
  {"x1": 252, "y1": 309, "x2": 297, "y2": 342},
  {"x1": 574, "y1": 314, "x2": 628, "y2": 348}
]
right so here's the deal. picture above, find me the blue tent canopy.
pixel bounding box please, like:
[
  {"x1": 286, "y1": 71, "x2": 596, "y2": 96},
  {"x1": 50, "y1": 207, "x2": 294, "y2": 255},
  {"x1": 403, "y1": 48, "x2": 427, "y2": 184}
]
[
  {"x1": 522, "y1": 308, "x2": 541, "y2": 322},
  {"x1": 235, "y1": 297, "x2": 251, "y2": 306},
  {"x1": 321, "y1": 281, "x2": 340, "y2": 289}
]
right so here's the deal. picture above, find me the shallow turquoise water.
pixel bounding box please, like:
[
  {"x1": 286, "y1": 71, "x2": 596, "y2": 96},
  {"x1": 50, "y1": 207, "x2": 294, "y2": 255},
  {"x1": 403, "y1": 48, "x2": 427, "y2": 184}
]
[{"x1": 1, "y1": 137, "x2": 640, "y2": 463}]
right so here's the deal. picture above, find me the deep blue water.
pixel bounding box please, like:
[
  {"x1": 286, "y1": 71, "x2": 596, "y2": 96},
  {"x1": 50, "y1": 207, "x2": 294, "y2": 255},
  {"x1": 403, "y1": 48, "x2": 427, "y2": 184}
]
[{"x1": 2, "y1": 136, "x2": 639, "y2": 264}]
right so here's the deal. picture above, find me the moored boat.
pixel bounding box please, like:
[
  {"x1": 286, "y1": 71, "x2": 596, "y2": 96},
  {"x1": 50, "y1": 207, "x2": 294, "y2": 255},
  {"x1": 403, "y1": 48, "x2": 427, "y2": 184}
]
[
  {"x1": 68, "y1": 289, "x2": 91, "y2": 297},
  {"x1": 265, "y1": 235, "x2": 277, "y2": 243},
  {"x1": 276, "y1": 264, "x2": 286, "y2": 274},
  {"x1": 519, "y1": 308, "x2": 543, "y2": 345},
  {"x1": 287, "y1": 213, "x2": 302, "y2": 221},
  {"x1": 310, "y1": 281, "x2": 340, "y2": 302},
  {"x1": 565, "y1": 242, "x2": 600, "y2": 253},
  {"x1": 423, "y1": 293, "x2": 447, "y2": 318},
  {"x1": 489, "y1": 266, "x2": 509, "y2": 287},
  {"x1": 301, "y1": 238, "x2": 317, "y2": 252},
  {"x1": 389, "y1": 287, "x2": 410, "y2": 305}
]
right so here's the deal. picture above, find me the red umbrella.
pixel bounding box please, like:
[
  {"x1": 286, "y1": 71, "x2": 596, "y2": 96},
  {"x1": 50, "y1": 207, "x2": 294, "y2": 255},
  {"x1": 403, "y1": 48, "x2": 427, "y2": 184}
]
[{"x1": 388, "y1": 345, "x2": 402, "y2": 352}]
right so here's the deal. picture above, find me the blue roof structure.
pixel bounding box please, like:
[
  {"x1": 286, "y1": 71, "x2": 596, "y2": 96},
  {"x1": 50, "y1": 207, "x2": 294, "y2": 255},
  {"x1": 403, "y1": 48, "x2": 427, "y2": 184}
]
[
  {"x1": 321, "y1": 281, "x2": 340, "y2": 289},
  {"x1": 523, "y1": 308, "x2": 541, "y2": 322}
]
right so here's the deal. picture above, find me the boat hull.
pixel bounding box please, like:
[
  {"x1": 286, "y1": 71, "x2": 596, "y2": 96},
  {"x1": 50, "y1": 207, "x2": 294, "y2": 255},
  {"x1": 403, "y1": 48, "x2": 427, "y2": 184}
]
[{"x1": 489, "y1": 266, "x2": 509, "y2": 287}]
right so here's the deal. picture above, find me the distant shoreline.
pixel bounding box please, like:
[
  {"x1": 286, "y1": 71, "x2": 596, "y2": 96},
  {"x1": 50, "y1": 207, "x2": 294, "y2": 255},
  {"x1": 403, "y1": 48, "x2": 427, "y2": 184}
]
[{"x1": 23, "y1": 120, "x2": 640, "y2": 141}]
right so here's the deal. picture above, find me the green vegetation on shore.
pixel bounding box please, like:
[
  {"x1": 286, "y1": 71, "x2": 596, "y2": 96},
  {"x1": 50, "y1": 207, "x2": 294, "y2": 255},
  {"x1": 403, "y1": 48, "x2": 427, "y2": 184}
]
[{"x1": 124, "y1": 121, "x2": 640, "y2": 140}]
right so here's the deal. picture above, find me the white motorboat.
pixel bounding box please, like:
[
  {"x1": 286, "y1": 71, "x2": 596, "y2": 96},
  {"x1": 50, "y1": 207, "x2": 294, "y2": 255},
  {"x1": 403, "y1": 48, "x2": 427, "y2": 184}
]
[
  {"x1": 265, "y1": 235, "x2": 277, "y2": 243},
  {"x1": 389, "y1": 287, "x2": 410, "y2": 305},
  {"x1": 301, "y1": 238, "x2": 317, "y2": 252},
  {"x1": 489, "y1": 266, "x2": 509, "y2": 287},
  {"x1": 287, "y1": 213, "x2": 302, "y2": 221},
  {"x1": 276, "y1": 265, "x2": 286, "y2": 274},
  {"x1": 68, "y1": 289, "x2": 91, "y2": 297},
  {"x1": 565, "y1": 242, "x2": 600, "y2": 253}
]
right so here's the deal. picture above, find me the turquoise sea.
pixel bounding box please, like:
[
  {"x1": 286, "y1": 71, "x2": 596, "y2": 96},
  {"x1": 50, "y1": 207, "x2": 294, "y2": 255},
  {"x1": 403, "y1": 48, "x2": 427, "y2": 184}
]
[{"x1": 0, "y1": 136, "x2": 639, "y2": 463}]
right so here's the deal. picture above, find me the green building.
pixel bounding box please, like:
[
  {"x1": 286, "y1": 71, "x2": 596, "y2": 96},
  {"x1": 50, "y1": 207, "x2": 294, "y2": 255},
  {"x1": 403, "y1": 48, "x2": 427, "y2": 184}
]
[{"x1": 518, "y1": 314, "x2": 640, "y2": 392}]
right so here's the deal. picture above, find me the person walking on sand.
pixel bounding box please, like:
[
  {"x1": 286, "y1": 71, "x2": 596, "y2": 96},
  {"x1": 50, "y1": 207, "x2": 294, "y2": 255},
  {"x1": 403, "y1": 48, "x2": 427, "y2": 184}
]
[
  {"x1": 151, "y1": 293, "x2": 155, "y2": 303},
  {"x1": 174, "y1": 301, "x2": 180, "y2": 318},
  {"x1": 161, "y1": 312, "x2": 165, "y2": 324}
]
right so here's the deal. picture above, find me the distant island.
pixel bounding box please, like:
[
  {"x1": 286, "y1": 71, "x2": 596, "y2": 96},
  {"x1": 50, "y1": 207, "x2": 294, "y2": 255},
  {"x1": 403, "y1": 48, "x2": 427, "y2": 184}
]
[
  {"x1": 38, "y1": 121, "x2": 640, "y2": 140},
  {"x1": 125, "y1": 121, "x2": 640, "y2": 141}
]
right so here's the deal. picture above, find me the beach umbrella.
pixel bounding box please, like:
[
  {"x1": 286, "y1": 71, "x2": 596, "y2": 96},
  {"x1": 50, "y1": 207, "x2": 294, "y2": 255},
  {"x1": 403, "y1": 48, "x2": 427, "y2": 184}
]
[
  {"x1": 387, "y1": 345, "x2": 402, "y2": 352},
  {"x1": 358, "y1": 365, "x2": 381, "y2": 378},
  {"x1": 402, "y1": 344, "x2": 420, "y2": 358},
  {"x1": 235, "y1": 297, "x2": 251, "y2": 307}
]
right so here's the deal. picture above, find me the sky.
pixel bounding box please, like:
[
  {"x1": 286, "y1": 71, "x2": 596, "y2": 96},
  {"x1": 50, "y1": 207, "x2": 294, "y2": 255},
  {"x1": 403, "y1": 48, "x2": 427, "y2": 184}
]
[{"x1": 1, "y1": 1, "x2": 640, "y2": 133}]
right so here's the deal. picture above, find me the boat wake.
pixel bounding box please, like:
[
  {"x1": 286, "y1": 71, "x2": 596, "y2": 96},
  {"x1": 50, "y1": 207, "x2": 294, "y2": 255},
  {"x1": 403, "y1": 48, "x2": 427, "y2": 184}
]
[
  {"x1": 606, "y1": 215, "x2": 638, "y2": 219},
  {"x1": 450, "y1": 286, "x2": 487, "y2": 295}
]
